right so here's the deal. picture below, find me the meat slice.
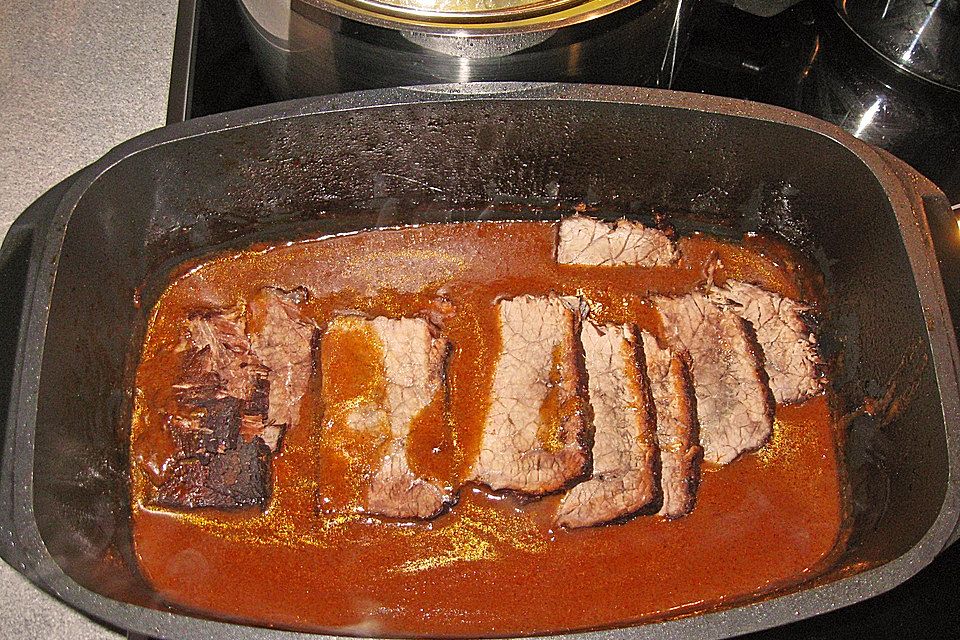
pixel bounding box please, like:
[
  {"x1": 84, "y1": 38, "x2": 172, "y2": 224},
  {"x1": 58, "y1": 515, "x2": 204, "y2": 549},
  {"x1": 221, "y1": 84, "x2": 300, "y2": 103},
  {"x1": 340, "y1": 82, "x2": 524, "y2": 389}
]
[
  {"x1": 158, "y1": 288, "x2": 320, "y2": 510},
  {"x1": 654, "y1": 293, "x2": 773, "y2": 465},
  {"x1": 556, "y1": 215, "x2": 678, "y2": 267},
  {"x1": 709, "y1": 281, "x2": 821, "y2": 404},
  {"x1": 556, "y1": 322, "x2": 658, "y2": 528},
  {"x1": 157, "y1": 441, "x2": 270, "y2": 509},
  {"x1": 175, "y1": 310, "x2": 266, "y2": 402},
  {"x1": 247, "y1": 286, "x2": 320, "y2": 449},
  {"x1": 322, "y1": 314, "x2": 453, "y2": 520},
  {"x1": 640, "y1": 332, "x2": 701, "y2": 518},
  {"x1": 158, "y1": 397, "x2": 270, "y2": 509},
  {"x1": 471, "y1": 295, "x2": 592, "y2": 495}
]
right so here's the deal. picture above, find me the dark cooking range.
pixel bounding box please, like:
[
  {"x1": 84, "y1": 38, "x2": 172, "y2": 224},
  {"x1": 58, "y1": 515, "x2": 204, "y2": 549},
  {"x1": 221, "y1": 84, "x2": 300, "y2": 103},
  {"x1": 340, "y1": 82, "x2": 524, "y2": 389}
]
[{"x1": 173, "y1": 0, "x2": 960, "y2": 201}]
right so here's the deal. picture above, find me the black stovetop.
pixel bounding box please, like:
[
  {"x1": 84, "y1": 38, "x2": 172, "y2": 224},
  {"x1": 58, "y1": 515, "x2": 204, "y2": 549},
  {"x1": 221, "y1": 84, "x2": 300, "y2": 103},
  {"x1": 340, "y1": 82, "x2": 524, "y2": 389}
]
[
  {"x1": 172, "y1": 0, "x2": 960, "y2": 201},
  {"x1": 162, "y1": 1, "x2": 960, "y2": 638}
]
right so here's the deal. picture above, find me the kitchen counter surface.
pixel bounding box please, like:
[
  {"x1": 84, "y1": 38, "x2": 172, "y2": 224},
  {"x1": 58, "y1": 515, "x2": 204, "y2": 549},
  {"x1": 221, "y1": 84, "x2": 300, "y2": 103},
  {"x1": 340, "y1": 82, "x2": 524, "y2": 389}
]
[{"x1": 0, "y1": 0, "x2": 176, "y2": 637}]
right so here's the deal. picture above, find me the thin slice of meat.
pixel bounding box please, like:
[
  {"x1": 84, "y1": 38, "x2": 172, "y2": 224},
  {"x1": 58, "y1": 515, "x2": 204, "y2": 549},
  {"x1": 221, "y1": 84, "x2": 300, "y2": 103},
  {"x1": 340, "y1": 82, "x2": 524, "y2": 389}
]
[
  {"x1": 556, "y1": 322, "x2": 658, "y2": 528},
  {"x1": 173, "y1": 300, "x2": 297, "y2": 454},
  {"x1": 556, "y1": 215, "x2": 678, "y2": 267},
  {"x1": 158, "y1": 290, "x2": 317, "y2": 510},
  {"x1": 471, "y1": 295, "x2": 592, "y2": 495},
  {"x1": 157, "y1": 441, "x2": 270, "y2": 509},
  {"x1": 640, "y1": 332, "x2": 701, "y2": 518},
  {"x1": 709, "y1": 280, "x2": 821, "y2": 404},
  {"x1": 175, "y1": 310, "x2": 267, "y2": 402},
  {"x1": 367, "y1": 315, "x2": 453, "y2": 519},
  {"x1": 322, "y1": 314, "x2": 453, "y2": 520},
  {"x1": 247, "y1": 286, "x2": 320, "y2": 449},
  {"x1": 654, "y1": 292, "x2": 773, "y2": 465}
]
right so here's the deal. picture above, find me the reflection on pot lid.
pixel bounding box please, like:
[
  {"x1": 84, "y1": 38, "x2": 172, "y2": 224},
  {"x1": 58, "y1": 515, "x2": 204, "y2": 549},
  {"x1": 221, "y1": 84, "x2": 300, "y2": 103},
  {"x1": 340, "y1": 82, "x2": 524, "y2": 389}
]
[{"x1": 836, "y1": 0, "x2": 959, "y2": 92}]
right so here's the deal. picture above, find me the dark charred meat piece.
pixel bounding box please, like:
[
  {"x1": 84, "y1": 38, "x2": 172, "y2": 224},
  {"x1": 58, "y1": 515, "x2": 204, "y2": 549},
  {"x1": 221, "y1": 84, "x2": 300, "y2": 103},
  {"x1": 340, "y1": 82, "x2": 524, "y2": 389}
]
[
  {"x1": 160, "y1": 395, "x2": 269, "y2": 508},
  {"x1": 641, "y1": 332, "x2": 702, "y2": 518},
  {"x1": 196, "y1": 396, "x2": 242, "y2": 455},
  {"x1": 245, "y1": 372, "x2": 270, "y2": 418},
  {"x1": 158, "y1": 288, "x2": 320, "y2": 510},
  {"x1": 556, "y1": 215, "x2": 678, "y2": 267},
  {"x1": 471, "y1": 295, "x2": 592, "y2": 495},
  {"x1": 709, "y1": 281, "x2": 822, "y2": 404},
  {"x1": 156, "y1": 441, "x2": 270, "y2": 509},
  {"x1": 167, "y1": 396, "x2": 242, "y2": 458},
  {"x1": 556, "y1": 322, "x2": 658, "y2": 528},
  {"x1": 654, "y1": 292, "x2": 773, "y2": 465},
  {"x1": 247, "y1": 287, "x2": 320, "y2": 446},
  {"x1": 171, "y1": 307, "x2": 280, "y2": 452},
  {"x1": 321, "y1": 314, "x2": 454, "y2": 520}
]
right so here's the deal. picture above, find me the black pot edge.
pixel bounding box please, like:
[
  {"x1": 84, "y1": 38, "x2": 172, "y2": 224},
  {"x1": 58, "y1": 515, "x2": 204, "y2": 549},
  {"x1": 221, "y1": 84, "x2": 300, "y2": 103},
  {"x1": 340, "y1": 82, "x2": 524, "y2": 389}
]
[{"x1": 2, "y1": 82, "x2": 959, "y2": 640}]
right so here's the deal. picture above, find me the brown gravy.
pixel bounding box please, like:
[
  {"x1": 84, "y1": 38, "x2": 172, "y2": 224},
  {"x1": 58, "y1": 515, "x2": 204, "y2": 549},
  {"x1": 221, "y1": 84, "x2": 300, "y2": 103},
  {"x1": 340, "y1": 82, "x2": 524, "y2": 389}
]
[{"x1": 130, "y1": 221, "x2": 844, "y2": 636}]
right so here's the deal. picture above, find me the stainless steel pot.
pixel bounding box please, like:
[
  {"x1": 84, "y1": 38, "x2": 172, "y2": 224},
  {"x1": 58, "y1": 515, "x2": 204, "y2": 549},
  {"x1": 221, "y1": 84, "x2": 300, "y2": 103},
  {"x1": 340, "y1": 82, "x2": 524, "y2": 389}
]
[{"x1": 238, "y1": 0, "x2": 694, "y2": 97}]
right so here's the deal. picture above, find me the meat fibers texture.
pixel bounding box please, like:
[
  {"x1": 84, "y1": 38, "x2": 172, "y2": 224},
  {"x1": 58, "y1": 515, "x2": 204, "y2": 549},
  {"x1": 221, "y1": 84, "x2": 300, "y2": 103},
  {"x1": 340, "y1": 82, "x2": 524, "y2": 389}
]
[
  {"x1": 556, "y1": 215, "x2": 679, "y2": 267},
  {"x1": 654, "y1": 293, "x2": 773, "y2": 465},
  {"x1": 709, "y1": 280, "x2": 821, "y2": 404},
  {"x1": 471, "y1": 295, "x2": 592, "y2": 495},
  {"x1": 640, "y1": 332, "x2": 702, "y2": 518},
  {"x1": 322, "y1": 314, "x2": 453, "y2": 520}
]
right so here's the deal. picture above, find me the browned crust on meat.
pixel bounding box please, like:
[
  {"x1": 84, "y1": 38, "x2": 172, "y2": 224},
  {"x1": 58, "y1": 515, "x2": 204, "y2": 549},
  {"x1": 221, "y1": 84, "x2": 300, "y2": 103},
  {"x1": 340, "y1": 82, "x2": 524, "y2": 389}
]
[
  {"x1": 556, "y1": 323, "x2": 659, "y2": 528},
  {"x1": 662, "y1": 351, "x2": 702, "y2": 518}
]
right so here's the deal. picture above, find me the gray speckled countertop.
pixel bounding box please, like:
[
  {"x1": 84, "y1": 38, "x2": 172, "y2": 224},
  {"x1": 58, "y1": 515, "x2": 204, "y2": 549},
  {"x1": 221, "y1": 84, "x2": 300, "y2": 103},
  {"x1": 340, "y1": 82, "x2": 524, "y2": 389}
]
[{"x1": 0, "y1": 1, "x2": 176, "y2": 637}]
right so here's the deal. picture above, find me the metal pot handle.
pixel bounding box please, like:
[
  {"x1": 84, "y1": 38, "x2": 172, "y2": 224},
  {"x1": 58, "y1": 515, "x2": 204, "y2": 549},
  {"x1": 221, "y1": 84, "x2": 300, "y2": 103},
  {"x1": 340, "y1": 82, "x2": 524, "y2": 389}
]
[{"x1": 0, "y1": 177, "x2": 72, "y2": 567}]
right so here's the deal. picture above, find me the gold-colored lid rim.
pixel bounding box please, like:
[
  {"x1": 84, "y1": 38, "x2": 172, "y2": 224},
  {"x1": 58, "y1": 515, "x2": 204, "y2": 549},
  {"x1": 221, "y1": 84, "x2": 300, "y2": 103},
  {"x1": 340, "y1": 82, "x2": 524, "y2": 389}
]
[
  {"x1": 337, "y1": 0, "x2": 586, "y2": 23},
  {"x1": 295, "y1": 0, "x2": 644, "y2": 33}
]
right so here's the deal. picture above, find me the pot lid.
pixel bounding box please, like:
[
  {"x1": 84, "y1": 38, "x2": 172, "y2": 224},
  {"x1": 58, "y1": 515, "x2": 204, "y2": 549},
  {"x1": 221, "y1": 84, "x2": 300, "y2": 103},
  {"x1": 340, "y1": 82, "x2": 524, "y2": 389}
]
[{"x1": 324, "y1": 0, "x2": 588, "y2": 23}]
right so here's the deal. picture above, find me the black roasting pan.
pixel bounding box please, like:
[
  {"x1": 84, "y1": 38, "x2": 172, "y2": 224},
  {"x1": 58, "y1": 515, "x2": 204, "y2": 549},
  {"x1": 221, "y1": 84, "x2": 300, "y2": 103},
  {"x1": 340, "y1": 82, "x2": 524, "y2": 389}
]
[{"x1": 1, "y1": 83, "x2": 959, "y2": 639}]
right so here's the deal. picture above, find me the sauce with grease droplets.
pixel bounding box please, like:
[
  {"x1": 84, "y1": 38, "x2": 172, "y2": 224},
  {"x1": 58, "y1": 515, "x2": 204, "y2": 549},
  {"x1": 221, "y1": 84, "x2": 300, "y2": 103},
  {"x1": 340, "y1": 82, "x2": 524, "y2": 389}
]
[{"x1": 130, "y1": 221, "x2": 844, "y2": 636}]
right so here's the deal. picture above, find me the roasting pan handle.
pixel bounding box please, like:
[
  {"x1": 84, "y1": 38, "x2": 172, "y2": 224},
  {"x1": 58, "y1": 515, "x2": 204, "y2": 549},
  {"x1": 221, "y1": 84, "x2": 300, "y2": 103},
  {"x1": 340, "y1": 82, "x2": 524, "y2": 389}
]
[{"x1": 0, "y1": 177, "x2": 72, "y2": 567}]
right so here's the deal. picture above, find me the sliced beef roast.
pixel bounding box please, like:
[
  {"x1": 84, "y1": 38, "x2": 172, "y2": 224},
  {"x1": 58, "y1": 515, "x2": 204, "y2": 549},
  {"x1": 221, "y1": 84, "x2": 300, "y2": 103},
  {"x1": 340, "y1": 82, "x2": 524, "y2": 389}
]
[
  {"x1": 556, "y1": 215, "x2": 678, "y2": 267},
  {"x1": 322, "y1": 314, "x2": 453, "y2": 519},
  {"x1": 159, "y1": 288, "x2": 319, "y2": 509},
  {"x1": 471, "y1": 295, "x2": 592, "y2": 495},
  {"x1": 654, "y1": 293, "x2": 773, "y2": 465},
  {"x1": 176, "y1": 310, "x2": 266, "y2": 401},
  {"x1": 158, "y1": 398, "x2": 271, "y2": 508},
  {"x1": 247, "y1": 286, "x2": 320, "y2": 448},
  {"x1": 157, "y1": 442, "x2": 271, "y2": 509},
  {"x1": 640, "y1": 332, "x2": 701, "y2": 518},
  {"x1": 709, "y1": 281, "x2": 821, "y2": 404},
  {"x1": 556, "y1": 322, "x2": 658, "y2": 528}
]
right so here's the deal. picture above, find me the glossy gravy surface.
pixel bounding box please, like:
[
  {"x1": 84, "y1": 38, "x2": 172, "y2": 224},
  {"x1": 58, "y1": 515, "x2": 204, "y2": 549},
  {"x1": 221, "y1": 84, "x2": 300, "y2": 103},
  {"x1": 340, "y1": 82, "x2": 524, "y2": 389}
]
[{"x1": 131, "y1": 221, "x2": 844, "y2": 636}]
